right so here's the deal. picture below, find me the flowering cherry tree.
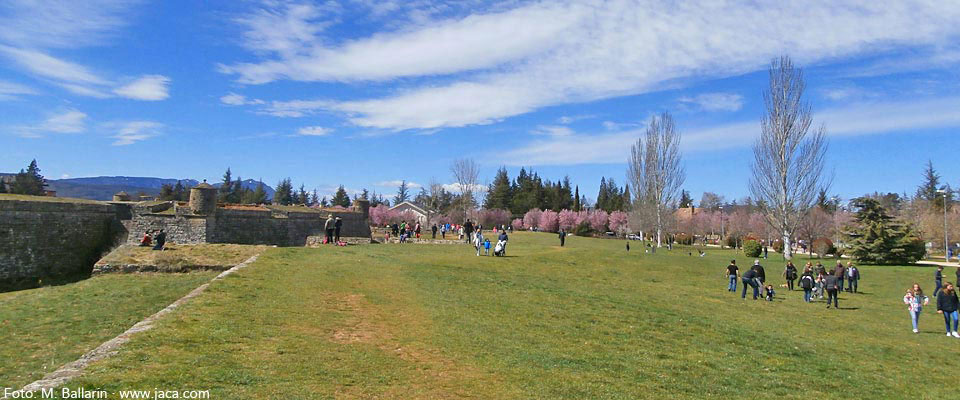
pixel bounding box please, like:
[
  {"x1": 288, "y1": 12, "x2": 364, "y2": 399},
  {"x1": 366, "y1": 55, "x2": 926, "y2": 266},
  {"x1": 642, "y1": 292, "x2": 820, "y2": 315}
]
[
  {"x1": 558, "y1": 209, "x2": 578, "y2": 230},
  {"x1": 511, "y1": 218, "x2": 524, "y2": 230},
  {"x1": 523, "y1": 209, "x2": 543, "y2": 230},
  {"x1": 609, "y1": 211, "x2": 629, "y2": 235},
  {"x1": 539, "y1": 210, "x2": 560, "y2": 232}
]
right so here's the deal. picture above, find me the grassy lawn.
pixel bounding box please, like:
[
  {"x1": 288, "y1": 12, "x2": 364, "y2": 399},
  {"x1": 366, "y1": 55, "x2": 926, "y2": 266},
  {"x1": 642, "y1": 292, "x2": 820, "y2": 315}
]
[
  {"x1": 56, "y1": 232, "x2": 960, "y2": 398},
  {"x1": 0, "y1": 194, "x2": 105, "y2": 204},
  {"x1": 98, "y1": 244, "x2": 269, "y2": 271},
  {"x1": 0, "y1": 272, "x2": 217, "y2": 389}
]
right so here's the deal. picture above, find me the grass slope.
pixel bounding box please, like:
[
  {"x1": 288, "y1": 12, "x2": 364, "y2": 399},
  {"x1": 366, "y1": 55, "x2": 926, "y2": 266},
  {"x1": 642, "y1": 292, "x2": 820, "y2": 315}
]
[
  {"x1": 0, "y1": 272, "x2": 217, "y2": 389},
  {"x1": 98, "y1": 244, "x2": 269, "y2": 270},
  {"x1": 64, "y1": 232, "x2": 958, "y2": 398}
]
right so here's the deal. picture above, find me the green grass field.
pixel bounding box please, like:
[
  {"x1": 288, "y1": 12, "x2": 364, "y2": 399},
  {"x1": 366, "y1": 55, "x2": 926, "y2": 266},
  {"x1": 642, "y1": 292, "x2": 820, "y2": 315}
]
[
  {"x1": 48, "y1": 232, "x2": 957, "y2": 398},
  {"x1": 0, "y1": 272, "x2": 217, "y2": 389}
]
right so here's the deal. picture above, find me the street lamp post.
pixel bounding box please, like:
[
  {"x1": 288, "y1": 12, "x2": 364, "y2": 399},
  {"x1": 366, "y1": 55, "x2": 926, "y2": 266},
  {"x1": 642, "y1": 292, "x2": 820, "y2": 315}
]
[
  {"x1": 719, "y1": 205, "x2": 725, "y2": 249},
  {"x1": 938, "y1": 189, "x2": 949, "y2": 262}
]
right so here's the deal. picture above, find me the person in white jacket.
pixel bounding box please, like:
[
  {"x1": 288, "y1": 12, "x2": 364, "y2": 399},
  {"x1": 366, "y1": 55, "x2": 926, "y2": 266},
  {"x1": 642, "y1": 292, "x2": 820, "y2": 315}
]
[{"x1": 904, "y1": 283, "x2": 930, "y2": 334}]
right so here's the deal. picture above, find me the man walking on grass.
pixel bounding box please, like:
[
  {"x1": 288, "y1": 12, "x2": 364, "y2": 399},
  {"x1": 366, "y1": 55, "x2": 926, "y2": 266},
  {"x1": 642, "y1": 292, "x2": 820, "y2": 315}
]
[
  {"x1": 824, "y1": 270, "x2": 840, "y2": 309},
  {"x1": 726, "y1": 260, "x2": 739, "y2": 292}
]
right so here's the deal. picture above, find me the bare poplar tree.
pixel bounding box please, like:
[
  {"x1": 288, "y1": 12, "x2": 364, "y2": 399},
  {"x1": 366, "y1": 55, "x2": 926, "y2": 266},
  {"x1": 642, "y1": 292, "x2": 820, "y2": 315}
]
[
  {"x1": 750, "y1": 55, "x2": 829, "y2": 260},
  {"x1": 628, "y1": 111, "x2": 685, "y2": 247},
  {"x1": 450, "y1": 158, "x2": 480, "y2": 222}
]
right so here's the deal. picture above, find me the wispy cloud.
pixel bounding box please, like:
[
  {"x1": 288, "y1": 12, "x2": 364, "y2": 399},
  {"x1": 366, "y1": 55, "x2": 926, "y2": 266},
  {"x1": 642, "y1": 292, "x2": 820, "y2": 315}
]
[
  {"x1": 113, "y1": 75, "x2": 171, "y2": 101},
  {"x1": 496, "y1": 96, "x2": 960, "y2": 166},
  {"x1": 678, "y1": 93, "x2": 744, "y2": 112},
  {"x1": 220, "y1": 92, "x2": 265, "y2": 106},
  {"x1": 0, "y1": 79, "x2": 37, "y2": 100},
  {"x1": 296, "y1": 126, "x2": 332, "y2": 136},
  {"x1": 375, "y1": 180, "x2": 422, "y2": 189},
  {"x1": 15, "y1": 109, "x2": 88, "y2": 137},
  {"x1": 225, "y1": 1, "x2": 960, "y2": 131},
  {"x1": 106, "y1": 121, "x2": 163, "y2": 146},
  {"x1": 532, "y1": 125, "x2": 575, "y2": 137}
]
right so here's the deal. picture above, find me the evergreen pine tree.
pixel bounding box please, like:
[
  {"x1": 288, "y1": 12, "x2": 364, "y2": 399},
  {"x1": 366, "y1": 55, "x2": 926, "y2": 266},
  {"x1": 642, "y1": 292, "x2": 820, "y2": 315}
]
[
  {"x1": 251, "y1": 181, "x2": 268, "y2": 204},
  {"x1": 320, "y1": 196, "x2": 329, "y2": 207},
  {"x1": 847, "y1": 197, "x2": 925, "y2": 264},
  {"x1": 310, "y1": 189, "x2": 320, "y2": 206},
  {"x1": 158, "y1": 184, "x2": 175, "y2": 201},
  {"x1": 596, "y1": 178, "x2": 609, "y2": 212},
  {"x1": 297, "y1": 184, "x2": 309, "y2": 205},
  {"x1": 11, "y1": 159, "x2": 46, "y2": 195},
  {"x1": 332, "y1": 185, "x2": 352, "y2": 207},
  {"x1": 573, "y1": 186, "x2": 581, "y2": 211},
  {"x1": 274, "y1": 178, "x2": 294, "y2": 205},
  {"x1": 678, "y1": 190, "x2": 693, "y2": 208},
  {"x1": 219, "y1": 168, "x2": 233, "y2": 202},
  {"x1": 393, "y1": 180, "x2": 410, "y2": 205},
  {"x1": 173, "y1": 181, "x2": 186, "y2": 201},
  {"x1": 621, "y1": 184, "x2": 631, "y2": 211},
  {"x1": 916, "y1": 160, "x2": 951, "y2": 210},
  {"x1": 484, "y1": 167, "x2": 513, "y2": 210}
]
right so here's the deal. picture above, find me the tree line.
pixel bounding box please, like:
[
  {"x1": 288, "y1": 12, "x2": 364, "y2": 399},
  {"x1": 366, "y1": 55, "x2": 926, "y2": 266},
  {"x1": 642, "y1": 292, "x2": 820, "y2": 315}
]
[{"x1": 1, "y1": 160, "x2": 47, "y2": 196}]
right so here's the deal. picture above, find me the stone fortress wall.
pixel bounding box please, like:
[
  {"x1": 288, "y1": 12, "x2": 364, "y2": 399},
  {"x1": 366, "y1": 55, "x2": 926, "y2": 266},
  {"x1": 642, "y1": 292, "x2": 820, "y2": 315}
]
[
  {"x1": 1, "y1": 186, "x2": 372, "y2": 290},
  {"x1": 0, "y1": 198, "x2": 127, "y2": 290}
]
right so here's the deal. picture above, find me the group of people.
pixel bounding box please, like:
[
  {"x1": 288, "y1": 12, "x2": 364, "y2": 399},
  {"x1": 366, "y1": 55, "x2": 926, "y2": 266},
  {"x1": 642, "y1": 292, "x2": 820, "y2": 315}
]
[
  {"x1": 322, "y1": 214, "x2": 343, "y2": 245},
  {"x1": 903, "y1": 266, "x2": 960, "y2": 337},
  {"x1": 138, "y1": 229, "x2": 167, "y2": 250},
  {"x1": 469, "y1": 220, "x2": 509, "y2": 256},
  {"x1": 387, "y1": 220, "x2": 421, "y2": 243},
  {"x1": 726, "y1": 259, "x2": 860, "y2": 309}
]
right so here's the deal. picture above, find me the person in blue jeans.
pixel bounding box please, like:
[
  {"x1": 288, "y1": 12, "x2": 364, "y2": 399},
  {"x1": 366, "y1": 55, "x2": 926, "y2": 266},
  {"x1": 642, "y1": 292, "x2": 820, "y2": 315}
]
[
  {"x1": 936, "y1": 282, "x2": 960, "y2": 338},
  {"x1": 799, "y1": 267, "x2": 815, "y2": 302},
  {"x1": 904, "y1": 283, "x2": 929, "y2": 333},
  {"x1": 725, "y1": 260, "x2": 740, "y2": 292},
  {"x1": 741, "y1": 268, "x2": 759, "y2": 300},
  {"x1": 934, "y1": 266, "x2": 944, "y2": 297}
]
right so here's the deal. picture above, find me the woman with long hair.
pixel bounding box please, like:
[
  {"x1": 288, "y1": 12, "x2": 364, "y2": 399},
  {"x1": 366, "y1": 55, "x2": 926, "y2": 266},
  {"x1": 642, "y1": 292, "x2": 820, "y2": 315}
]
[
  {"x1": 936, "y1": 282, "x2": 960, "y2": 338},
  {"x1": 904, "y1": 283, "x2": 930, "y2": 333}
]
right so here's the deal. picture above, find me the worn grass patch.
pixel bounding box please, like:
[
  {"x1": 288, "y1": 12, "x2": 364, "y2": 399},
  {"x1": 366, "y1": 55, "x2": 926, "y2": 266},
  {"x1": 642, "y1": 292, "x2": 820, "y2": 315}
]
[
  {"x1": 59, "y1": 232, "x2": 960, "y2": 398},
  {"x1": 97, "y1": 244, "x2": 269, "y2": 270},
  {"x1": 0, "y1": 272, "x2": 217, "y2": 389}
]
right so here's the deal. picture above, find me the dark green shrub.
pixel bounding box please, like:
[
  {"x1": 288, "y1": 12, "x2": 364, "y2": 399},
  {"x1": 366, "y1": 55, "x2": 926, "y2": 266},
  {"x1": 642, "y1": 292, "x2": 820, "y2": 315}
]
[
  {"x1": 573, "y1": 221, "x2": 594, "y2": 236},
  {"x1": 743, "y1": 240, "x2": 762, "y2": 257}
]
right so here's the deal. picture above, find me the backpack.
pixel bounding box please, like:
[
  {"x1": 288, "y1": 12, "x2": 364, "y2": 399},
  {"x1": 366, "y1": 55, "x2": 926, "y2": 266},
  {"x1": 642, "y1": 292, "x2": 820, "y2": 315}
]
[{"x1": 800, "y1": 275, "x2": 814, "y2": 289}]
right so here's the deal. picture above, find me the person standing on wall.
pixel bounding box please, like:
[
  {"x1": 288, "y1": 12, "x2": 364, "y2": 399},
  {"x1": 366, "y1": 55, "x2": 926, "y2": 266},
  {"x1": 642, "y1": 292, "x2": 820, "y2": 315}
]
[
  {"x1": 334, "y1": 216, "x2": 343, "y2": 243},
  {"x1": 559, "y1": 229, "x2": 567, "y2": 247},
  {"x1": 324, "y1": 214, "x2": 335, "y2": 244}
]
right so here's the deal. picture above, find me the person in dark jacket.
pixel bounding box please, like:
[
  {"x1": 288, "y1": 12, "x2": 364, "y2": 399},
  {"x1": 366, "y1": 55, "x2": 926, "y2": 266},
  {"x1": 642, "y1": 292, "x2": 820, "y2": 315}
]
[
  {"x1": 152, "y1": 229, "x2": 166, "y2": 251},
  {"x1": 431, "y1": 224, "x2": 438, "y2": 239},
  {"x1": 559, "y1": 229, "x2": 567, "y2": 247},
  {"x1": 835, "y1": 262, "x2": 846, "y2": 292},
  {"x1": 799, "y1": 268, "x2": 815, "y2": 303},
  {"x1": 824, "y1": 269, "x2": 840, "y2": 309},
  {"x1": 935, "y1": 266, "x2": 944, "y2": 297},
  {"x1": 752, "y1": 260, "x2": 765, "y2": 291},
  {"x1": 324, "y1": 215, "x2": 335, "y2": 244},
  {"x1": 846, "y1": 262, "x2": 860, "y2": 293},
  {"x1": 334, "y1": 216, "x2": 343, "y2": 243},
  {"x1": 741, "y1": 268, "x2": 759, "y2": 300},
  {"x1": 783, "y1": 261, "x2": 798, "y2": 291},
  {"x1": 936, "y1": 282, "x2": 960, "y2": 337},
  {"x1": 463, "y1": 220, "x2": 475, "y2": 243}
]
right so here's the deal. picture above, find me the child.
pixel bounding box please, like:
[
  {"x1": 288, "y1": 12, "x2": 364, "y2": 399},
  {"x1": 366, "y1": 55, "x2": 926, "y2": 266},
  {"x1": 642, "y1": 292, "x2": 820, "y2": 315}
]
[
  {"x1": 764, "y1": 284, "x2": 775, "y2": 301},
  {"x1": 484, "y1": 239, "x2": 491, "y2": 255},
  {"x1": 904, "y1": 284, "x2": 929, "y2": 333}
]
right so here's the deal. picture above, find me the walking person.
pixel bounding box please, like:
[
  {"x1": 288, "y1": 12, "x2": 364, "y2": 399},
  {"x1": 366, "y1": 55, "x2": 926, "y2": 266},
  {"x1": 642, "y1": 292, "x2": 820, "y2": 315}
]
[
  {"x1": 824, "y1": 269, "x2": 840, "y2": 309},
  {"x1": 752, "y1": 260, "x2": 765, "y2": 293},
  {"x1": 324, "y1": 214, "x2": 336, "y2": 244},
  {"x1": 763, "y1": 245, "x2": 769, "y2": 259},
  {"x1": 935, "y1": 266, "x2": 944, "y2": 297},
  {"x1": 846, "y1": 262, "x2": 860, "y2": 293},
  {"x1": 431, "y1": 224, "x2": 438, "y2": 239},
  {"x1": 559, "y1": 229, "x2": 567, "y2": 247},
  {"x1": 725, "y1": 260, "x2": 740, "y2": 292},
  {"x1": 334, "y1": 216, "x2": 343, "y2": 243},
  {"x1": 835, "y1": 262, "x2": 846, "y2": 292},
  {"x1": 936, "y1": 282, "x2": 960, "y2": 338},
  {"x1": 463, "y1": 219, "x2": 474, "y2": 244},
  {"x1": 474, "y1": 231, "x2": 484, "y2": 256},
  {"x1": 741, "y1": 267, "x2": 759, "y2": 300},
  {"x1": 904, "y1": 284, "x2": 930, "y2": 333},
  {"x1": 783, "y1": 261, "x2": 798, "y2": 291},
  {"x1": 800, "y1": 267, "x2": 815, "y2": 303}
]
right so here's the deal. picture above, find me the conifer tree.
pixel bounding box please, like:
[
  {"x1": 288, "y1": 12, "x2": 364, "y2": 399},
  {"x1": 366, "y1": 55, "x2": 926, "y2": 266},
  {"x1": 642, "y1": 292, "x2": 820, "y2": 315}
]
[
  {"x1": 252, "y1": 180, "x2": 268, "y2": 204},
  {"x1": 573, "y1": 186, "x2": 581, "y2": 211},
  {"x1": 274, "y1": 178, "x2": 294, "y2": 205},
  {"x1": 11, "y1": 159, "x2": 46, "y2": 195},
  {"x1": 297, "y1": 184, "x2": 309, "y2": 205},
  {"x1": 158, "y1": 184, "x2": 175, "y2": 201},
  {"x1": 393, "y1": 180, "x2": 410, "y2": 205},
  {"x1": 484, "y1": 167, "x2": 513, "y2": 210},
  {"x1": 173, "y1": 181, "x2": 186, "y2": 201},
  {"x1": 678, "y1": 190, "x2": 693, "y2": 208},
  {"x1": 310, "y1": 189, "x2": 320, "y2": 206},
  {"x1": 332, "y1": 185, "x2": 351, "y2": 207},
  {"x1": 847, "y1": 197, "x2": 925, "y2": 264},
  {"x1": 219, "y1": 168, "x2": 233, "y2": 202}
]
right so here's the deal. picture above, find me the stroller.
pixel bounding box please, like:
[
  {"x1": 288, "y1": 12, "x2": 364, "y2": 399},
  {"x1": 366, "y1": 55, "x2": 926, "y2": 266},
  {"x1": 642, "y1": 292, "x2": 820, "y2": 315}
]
[{"x1": 494, "y1": 240, "x2": 507, "y2": 256}]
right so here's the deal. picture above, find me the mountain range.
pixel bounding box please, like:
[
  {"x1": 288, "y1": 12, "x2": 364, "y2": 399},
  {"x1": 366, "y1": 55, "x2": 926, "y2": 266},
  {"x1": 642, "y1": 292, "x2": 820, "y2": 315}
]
[{"x1": 38, "y1": 176, "x2": 275, "y2": 201}]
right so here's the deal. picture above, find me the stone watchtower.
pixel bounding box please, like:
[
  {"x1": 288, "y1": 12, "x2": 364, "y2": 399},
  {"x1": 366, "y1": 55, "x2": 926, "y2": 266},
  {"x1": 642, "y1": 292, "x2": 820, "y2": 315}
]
[
  {"x1": 112, "y1": 191, "x2": 131, "y2": 202},
  {"x1": 189, "y1": 181, "x2": 218, "y2": 215}
]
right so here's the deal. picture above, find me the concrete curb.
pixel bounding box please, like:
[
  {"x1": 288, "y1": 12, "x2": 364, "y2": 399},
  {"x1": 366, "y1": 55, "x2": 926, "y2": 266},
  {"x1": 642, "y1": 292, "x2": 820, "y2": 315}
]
[{"x1": 11, "y1": 253, "x2": 261, "y2": 396}]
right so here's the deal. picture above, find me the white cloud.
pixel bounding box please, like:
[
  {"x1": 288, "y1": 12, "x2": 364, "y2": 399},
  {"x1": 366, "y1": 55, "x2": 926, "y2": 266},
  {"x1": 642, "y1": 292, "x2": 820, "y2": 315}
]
[
  {"x1": 107, "y1": 121, "x2": 163, "y2": 146},
  {"x1": 0, "y1": 79, "x2": 37, "y2": 100},
  {"x1": 376, "y1": 180, "x2": 422, "y2": 189},
  {"x1": 532, "y1": 125, "x2": 574, "y2": 137},
  {"x1": 297, "y1": 126, "x2": 332, "y2": 136},
  {"x1": 228, "y1": 1, "x2": 960, "y2": 130},
  {"x1": 0, "y1": 45, "x2": 108, "y2": 86},
  {"x1": 113, "y1": 75, "x2": 171, "y2": 100},
  {"x1": 0, "y1": 0, "x2": 140, "y2": 49},
  {"x1": 442, "y1": 183, "x2": 487, "y2": 194},
  {"x1": 15, "y1": 109, "x2": 88, "y2": 137},
  {"x1": 220, "y1": 92, "x2": 265, "y2": 106},
  {"x1": 678, "y1": 93, "x2": 744, "y2": 112},
  {"x1": 496, "y1": 96, "x2": 960, "y2": 166}
]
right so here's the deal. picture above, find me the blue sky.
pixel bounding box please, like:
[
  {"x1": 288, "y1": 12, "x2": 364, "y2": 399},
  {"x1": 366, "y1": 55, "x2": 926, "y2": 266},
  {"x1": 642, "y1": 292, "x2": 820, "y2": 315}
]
[{"x1": 2, "y1": 0, "x2": 960, "y2": 204}]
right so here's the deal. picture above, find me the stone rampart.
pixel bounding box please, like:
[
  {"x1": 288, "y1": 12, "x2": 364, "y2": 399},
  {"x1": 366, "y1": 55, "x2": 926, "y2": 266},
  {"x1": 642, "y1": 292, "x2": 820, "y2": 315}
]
[{"x1": 0, "y1": 198, "x2": 126, "y2": 289}]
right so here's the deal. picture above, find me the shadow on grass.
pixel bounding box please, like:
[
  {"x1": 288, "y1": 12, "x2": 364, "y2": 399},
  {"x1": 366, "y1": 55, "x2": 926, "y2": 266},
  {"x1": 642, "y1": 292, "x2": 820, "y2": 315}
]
[{"x1": 0, "y1": 272, "x2": 92, "y2": 294}]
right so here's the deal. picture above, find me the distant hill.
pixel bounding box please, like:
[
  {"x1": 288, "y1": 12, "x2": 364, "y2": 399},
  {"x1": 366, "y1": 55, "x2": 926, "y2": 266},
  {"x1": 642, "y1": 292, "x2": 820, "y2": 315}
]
[{"x1": 42, "y1": 176, "x2": 274, "y2": 201}]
